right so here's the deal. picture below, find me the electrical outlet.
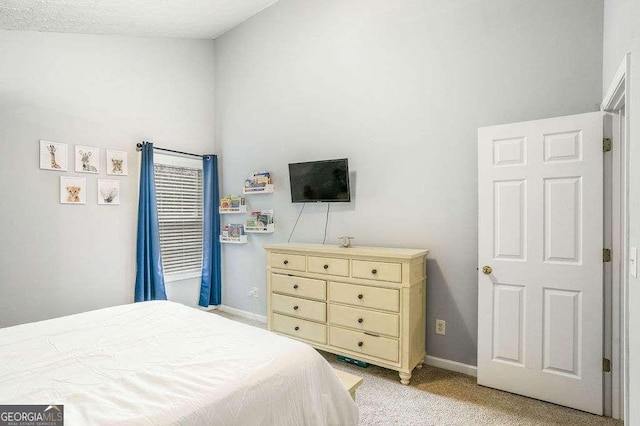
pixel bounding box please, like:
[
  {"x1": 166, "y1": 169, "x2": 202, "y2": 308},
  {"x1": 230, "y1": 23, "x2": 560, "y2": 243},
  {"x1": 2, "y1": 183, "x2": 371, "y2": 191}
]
[
  {"x1": 435, "y1": 319, "x2": 446, "y2": 335},
  {"x1": 249, "y1": 287, "x2": 258, "y2": 298}
]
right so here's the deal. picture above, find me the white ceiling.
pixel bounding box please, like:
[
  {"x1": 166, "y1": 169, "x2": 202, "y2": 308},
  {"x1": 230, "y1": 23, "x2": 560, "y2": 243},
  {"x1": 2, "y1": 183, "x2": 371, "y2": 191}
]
[{"x1": 0, "y1": 0, "x2": 278, "y2": 39}]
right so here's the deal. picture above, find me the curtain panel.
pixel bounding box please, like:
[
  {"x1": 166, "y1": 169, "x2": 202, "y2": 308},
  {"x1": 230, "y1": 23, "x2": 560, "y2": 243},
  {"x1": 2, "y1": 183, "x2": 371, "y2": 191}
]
[
  {"x1": 199, "y1": 155, "x2": 222, "y2": 307},
  {"x1": 135, "y1": 142, "x2": 167, "y2": 302}
]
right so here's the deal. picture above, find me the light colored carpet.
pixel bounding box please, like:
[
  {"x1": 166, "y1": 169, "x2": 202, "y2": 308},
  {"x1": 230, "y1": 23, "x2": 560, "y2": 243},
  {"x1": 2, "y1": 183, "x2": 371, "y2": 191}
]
[{"x1": 211, "y1": 310, "x2": 620, "y2": 426}]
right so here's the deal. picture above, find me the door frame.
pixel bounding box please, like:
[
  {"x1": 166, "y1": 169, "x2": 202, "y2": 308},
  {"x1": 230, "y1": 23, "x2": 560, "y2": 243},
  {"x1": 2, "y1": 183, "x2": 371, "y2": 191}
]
[{"x1": 601, "y1": 53, "x2": 630, "y2": 421}]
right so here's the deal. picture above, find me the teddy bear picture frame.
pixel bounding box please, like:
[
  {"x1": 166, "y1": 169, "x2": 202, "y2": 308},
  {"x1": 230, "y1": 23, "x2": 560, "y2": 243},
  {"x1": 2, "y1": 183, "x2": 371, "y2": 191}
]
[
  {"x1": 60, "y1": 176, "x2": 86, "y2": 205},
  {"x1": 106, "y1": 149, "x2": 128, "y2": 176}
]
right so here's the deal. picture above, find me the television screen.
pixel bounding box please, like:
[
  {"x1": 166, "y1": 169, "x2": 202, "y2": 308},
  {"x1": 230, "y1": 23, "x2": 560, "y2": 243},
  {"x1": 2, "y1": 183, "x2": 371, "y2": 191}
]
[{"x1": 288, "y1": 159, "x2": 351, "y2": 203}]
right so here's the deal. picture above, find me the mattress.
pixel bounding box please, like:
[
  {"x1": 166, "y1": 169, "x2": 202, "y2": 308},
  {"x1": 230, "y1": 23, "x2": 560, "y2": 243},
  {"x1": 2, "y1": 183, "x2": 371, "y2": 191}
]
[{"x1": 0, "y1": 301, "x2": 358, "y2": 425}]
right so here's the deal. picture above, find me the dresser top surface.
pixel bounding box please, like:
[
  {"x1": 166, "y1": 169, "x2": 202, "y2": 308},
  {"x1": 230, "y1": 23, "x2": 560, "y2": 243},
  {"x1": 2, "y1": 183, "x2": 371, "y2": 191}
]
[{"x1": 264, "y1": 243, "x2": 429, "y2": 260}]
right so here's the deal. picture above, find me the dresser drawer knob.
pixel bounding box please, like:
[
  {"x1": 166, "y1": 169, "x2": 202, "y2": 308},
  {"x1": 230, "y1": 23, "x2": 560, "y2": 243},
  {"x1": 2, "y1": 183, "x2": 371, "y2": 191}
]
[
  {"x1": 293, "y1": 284, "x2": 299, "y2": 289},
  {"x1": 323, "y1": 264, "x2": 329, "y2": 269},
  {"x1": 293, "y1": 305, "x2": 299, "y2": 310},
  {"x1": 283, "y1": 260, "x2": 289, "y2": 265},
  {"x1": 295, "y1": 326, "x2": 299, "y2": 331},
  {"x1": 358, "y1": 294, "x2": 363, "y2": 299},
  {"x1": 371, "y1": 269, "x2": 378, "y2": 274},
  {"x1": 358, "y1": 318, "x2": 363, "y2": 323},
  {"x1": 357, "y1": 341, "x2": 363, "y2": 347}
]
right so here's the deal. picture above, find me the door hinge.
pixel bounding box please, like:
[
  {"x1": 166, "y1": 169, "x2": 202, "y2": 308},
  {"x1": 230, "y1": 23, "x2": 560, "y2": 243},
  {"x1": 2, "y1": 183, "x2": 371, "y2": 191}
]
[
  {"x1": 603, "y1": 358, "x2": 611, "y2": 373},
  {"x1": 603, "y1": 138, "x2": 612, "y2": 152},
  {"x1": 603, "y1": 248, "x2": 612, "y2": 262}
]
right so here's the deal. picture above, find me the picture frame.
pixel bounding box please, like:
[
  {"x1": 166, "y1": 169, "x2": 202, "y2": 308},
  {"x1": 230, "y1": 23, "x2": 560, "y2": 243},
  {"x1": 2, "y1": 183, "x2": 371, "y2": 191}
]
[
  {"x1": 39, "y1": 140, "x2": 68, "y2": 171},
  {"x1": 60, "y1": 176, "x2": 86, "y2": 205},
  {"x1": 75, "y1": 145, "x2": 100, "y2": 174},
  {"x1": 106, "y1": 149, "x2": 128, "y2": 176},
  {"x1": 97, "y1": 179, "x2": 120, "y2": 205}
]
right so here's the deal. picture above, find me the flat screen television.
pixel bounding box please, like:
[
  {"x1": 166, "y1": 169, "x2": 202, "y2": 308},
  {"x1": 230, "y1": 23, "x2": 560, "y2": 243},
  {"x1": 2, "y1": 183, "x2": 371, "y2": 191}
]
[{"x1": 288, "y1": 159, "x2": 351, "y2": 203}]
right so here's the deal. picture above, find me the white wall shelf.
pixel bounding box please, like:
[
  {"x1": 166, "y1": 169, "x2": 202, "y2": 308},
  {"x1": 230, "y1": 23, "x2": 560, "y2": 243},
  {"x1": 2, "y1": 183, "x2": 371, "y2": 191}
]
[
  {"x1": 243, "y1": 184, "x2": 274, "y2": 195},
  {"x1": 245, "y1": 223, "x2": 275, "y2": 234},
  {"x1": 219, "y1": 206, "x2": 247, "y2": 214},
  {"x1": 220, "y1": 235, "x2": 248, "y2": 244}
]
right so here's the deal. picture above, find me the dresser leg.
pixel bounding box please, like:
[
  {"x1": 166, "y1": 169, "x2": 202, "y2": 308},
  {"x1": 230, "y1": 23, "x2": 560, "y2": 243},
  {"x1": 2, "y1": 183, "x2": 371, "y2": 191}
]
[
  {"x1": 415, "y1": 363, "x2": 423, "y2": 370},
  {"x1": 399, "y1": 371, "x2": 411, "y2": 385}
]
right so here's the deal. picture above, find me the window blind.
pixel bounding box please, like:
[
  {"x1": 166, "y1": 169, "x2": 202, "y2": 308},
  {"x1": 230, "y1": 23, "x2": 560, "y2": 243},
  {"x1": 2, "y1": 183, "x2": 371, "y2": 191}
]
[{"x1": 154, "y1": 163, "x2": 204, "y2": 274}]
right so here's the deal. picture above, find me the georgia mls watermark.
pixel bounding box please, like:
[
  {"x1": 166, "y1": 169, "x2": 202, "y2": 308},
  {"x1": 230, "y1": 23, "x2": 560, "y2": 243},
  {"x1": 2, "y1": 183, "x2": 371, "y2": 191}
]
[{"x1": 0, "y1": 405, "x2": 63, "y2": 426}]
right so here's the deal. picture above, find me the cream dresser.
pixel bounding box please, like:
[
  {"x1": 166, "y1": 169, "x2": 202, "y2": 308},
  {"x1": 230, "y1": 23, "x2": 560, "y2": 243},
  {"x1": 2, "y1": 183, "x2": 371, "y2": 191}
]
[{"x1": 265, "y1": 243, "x2": 428, "y2": 384}]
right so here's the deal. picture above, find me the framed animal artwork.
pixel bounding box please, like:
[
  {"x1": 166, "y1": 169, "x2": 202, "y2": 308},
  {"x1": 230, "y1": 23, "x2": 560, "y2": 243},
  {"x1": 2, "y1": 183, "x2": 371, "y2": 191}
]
[
  {"x1": 97, "y1": 179, "x2": 120, "y2": 205},
  {"x1": 106, "y1": 150, "x2": 128, "y2": 176},
  {"x1": 60, "y1": 176, "x2": 86, "y2": 205},
  {"x1": 75, "y1": 145, "x2": 100, "y2": 174},
  {"x1": 39, "y1": 140, "x2": 68, "y2": 171}
]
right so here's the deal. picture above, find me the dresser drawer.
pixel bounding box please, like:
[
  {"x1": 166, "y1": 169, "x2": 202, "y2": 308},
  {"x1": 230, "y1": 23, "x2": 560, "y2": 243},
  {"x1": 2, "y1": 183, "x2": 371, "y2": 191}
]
[
  {"x1": 352, "y1": 260, "x2": 402, "y2": 283},
  {"x1": 329, "y1": 281, "x2": 400, "y2": 313},
  {"x1": 328, "y1": 304, "x2": 399, "y2": 337},
  {"x1": 272, "y1": 293, "x2": 326, "y2": 322},
  {"x1": 308, "y1": 256, "x2": 349, "y2": 277},
  {"x1": 271, "y1": 274, "x2": 326, "y2": 301},
  {"x1": 273, "y1": 313, "x2": 326, "y2": 344},
  {"x1": 329, "y1": 326, "x2": 399, "y2": 363},
  {"x1": 270, "y1": 253, "x2": 306, "y2": 272}
]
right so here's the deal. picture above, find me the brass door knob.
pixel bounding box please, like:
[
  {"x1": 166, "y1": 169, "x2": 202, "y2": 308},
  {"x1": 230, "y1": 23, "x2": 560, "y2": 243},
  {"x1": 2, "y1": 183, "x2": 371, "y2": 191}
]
[{"x1": 482, "y1": 265, "x2": 492, "y2": 275}]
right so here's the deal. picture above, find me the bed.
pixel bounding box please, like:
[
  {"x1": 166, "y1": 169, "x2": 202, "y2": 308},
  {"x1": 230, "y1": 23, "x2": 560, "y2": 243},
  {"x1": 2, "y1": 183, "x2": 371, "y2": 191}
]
[{"x1": 0, "y1": 301, "x2": 358, "y2": 425}]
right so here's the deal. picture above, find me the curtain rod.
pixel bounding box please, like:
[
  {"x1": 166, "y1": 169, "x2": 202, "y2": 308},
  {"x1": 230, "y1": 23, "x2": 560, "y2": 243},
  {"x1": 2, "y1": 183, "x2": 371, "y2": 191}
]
[{"x1": 136, "y1": 142, "x2": 204, "y2": 159}]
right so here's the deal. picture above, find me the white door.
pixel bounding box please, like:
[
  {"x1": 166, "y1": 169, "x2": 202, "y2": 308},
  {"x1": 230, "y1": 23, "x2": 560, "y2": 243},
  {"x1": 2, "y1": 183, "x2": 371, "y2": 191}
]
[{"x1": 477, "y1": 112, "x2": 603, "y2": 414}]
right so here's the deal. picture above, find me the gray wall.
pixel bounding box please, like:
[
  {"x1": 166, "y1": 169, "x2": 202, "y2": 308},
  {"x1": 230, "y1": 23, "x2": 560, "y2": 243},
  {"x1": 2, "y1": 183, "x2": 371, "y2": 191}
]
[
  {"x1": 603, "y1": 0, "x2": 640, "y2": 422},
  {"x1": 0, "y1": 31, "x2": 215, "y2": 327},
  {"x1": 214, "y1": 0, "x2": 604, "y2": 366}
]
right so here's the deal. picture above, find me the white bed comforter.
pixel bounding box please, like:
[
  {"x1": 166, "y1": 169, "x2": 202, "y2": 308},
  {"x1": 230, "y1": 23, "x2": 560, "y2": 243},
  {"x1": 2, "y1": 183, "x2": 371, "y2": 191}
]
[{"x1": 0, "y1": 301, "x2": 358, "y2": 425}]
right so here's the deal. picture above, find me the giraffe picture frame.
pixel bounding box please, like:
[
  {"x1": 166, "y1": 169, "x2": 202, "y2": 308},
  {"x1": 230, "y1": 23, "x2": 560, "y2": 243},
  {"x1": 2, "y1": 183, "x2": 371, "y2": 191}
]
[
  {"x1": 75, "y1": 145, "x2": 100, "y2": 174},
  {"x1": 39, "y1": 140, "x2": 68, "y2": 171}
]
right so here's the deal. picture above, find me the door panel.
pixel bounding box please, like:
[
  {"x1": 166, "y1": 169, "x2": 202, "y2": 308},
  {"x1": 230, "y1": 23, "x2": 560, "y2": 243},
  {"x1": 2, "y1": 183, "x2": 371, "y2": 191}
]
[
  {"x1": 544, "y1": 177, "x2": 582, "y2": 263},
  {"x1": 493, "y1": 179, "x2": 527, "y2": 260},
  {"x1": 494, "y1": 137, "x2": 526, "y2": 166},
  {"x1": 543, "y1": 288, "x2": 581, "y2": 377},
  {"x1": 478, "y1": 111, "x2": 603, "y2": 414},
  {"x1": 543, "y1": 130, "x2": 582, "y2": 162},
  {"x1": 492, "y1": 283, "x2": 525, "y2": 365}
]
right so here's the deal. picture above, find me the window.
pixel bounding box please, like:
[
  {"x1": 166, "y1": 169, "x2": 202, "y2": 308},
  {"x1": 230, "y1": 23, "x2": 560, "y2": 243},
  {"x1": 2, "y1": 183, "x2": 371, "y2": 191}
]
[{"x1": 154, "y1": 157, "x2": 203, "y2": 275}]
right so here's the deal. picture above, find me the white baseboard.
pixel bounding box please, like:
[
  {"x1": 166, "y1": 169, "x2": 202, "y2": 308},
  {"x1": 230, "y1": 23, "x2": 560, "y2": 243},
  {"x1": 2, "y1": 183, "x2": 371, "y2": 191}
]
[
  {"x1": 424, "y1": 355, "x2": 477, "y2": 377},
  {"x1": 215, "y1": 304, "x2": 267, "y2": 324}
]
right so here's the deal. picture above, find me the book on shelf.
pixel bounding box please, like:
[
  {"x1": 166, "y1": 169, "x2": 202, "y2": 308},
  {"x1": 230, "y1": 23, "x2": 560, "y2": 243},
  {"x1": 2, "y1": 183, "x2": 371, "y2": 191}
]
[
  {"x1": 251, "y1": 171, "x2": 271, "y2": 179},
  {"x1": 244, "y1": 171, "x2": 272, "y2": 190},
  {"x1": 220, "y1": 195, "x2": 245, "y2": 210},
  {"x1": 247, "y1": 210, "x2": 273, "y2": 229},
  {"x1": 228, "y1": 224, "x2": 245, "y2": 238},
  {"x1": 230, "y1": 196, "x2": 245, "y2": 208}
]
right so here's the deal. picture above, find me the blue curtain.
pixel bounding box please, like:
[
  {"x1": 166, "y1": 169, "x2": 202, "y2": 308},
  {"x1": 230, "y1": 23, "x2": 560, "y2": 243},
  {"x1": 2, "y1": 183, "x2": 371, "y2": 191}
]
[
  {"x1": 135, "y1": 142, "x2": 167, "y2": 302},
  {"x1": 199, "y1": 155, "x2": 222, "y2": 307}
]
